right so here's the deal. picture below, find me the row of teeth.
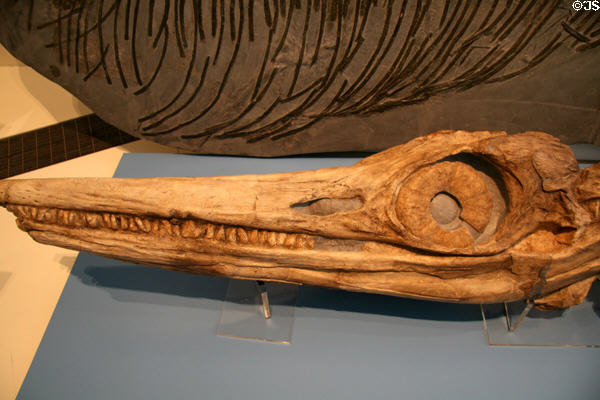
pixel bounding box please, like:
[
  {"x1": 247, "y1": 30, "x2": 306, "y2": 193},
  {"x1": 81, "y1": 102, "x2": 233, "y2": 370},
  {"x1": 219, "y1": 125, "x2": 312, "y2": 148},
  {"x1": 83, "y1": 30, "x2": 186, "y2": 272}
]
[{"x1": 7, "y1": 205, "x2": 314, "y2": 250}]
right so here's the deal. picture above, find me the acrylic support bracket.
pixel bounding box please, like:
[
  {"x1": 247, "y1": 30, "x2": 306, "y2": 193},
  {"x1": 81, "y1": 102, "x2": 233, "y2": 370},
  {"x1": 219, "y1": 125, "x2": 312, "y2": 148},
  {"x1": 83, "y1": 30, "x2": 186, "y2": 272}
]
[
  {"x1": 480, "y1": 279, "x2": 600, "y2": 347},
  {"x1": 217, "y1": 279, "x2": 299, "y2": 344}
]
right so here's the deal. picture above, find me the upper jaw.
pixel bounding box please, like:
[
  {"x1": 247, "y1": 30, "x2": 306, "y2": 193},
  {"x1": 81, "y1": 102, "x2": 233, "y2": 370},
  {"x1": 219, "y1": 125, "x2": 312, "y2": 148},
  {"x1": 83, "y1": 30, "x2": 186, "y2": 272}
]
[
  {"x1": 0, "y1": 168, "x2": 369, "y2": 241},
  {"x1": 0, "y1": 170, "x2": 369, "y2": 259}
]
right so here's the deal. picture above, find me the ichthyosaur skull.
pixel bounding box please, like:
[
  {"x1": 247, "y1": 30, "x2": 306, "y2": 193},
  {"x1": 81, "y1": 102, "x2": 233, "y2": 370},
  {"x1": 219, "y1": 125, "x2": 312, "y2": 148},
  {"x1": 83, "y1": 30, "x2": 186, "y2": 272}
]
[
  {"x1": 1, "y1": 130, "x2": 599, "y2": 309},
  {"x1": 1, "y1": 1, "x2": 599, "y2": 155}
]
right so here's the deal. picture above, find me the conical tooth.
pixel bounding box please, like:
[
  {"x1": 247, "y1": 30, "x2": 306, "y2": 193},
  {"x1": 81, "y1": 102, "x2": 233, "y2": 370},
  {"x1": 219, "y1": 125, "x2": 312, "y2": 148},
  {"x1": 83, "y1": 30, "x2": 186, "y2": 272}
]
[
  {"x1": 172, "y1": 224, "x2": 181, "y2": 236},
  {"x1": 102, "y1": 213, "x2": 111, "y2": 227},
  {"x1": 256, "y1": 230, "x2": 266, "y2": 244},
  {"x1": 78, "y1": 212, "x2": 86, "y2": 226},
  {"x1": 248, "y1": 229, "x2": 258, "y2": 243},
  {"x1": 79, "y1": 212, "x2": 88, "y2": 226},
  {"x1": 85, "y1": 213, "x2": 100, "y2": 228},
  {"x1": 151, "y1": 219, "x2": 160, "y2": 233},
  {"x1": 16, "y1": 205, "x2": 27, "y2": 217},
  {"x1": 296, "y1": 235, "x2": 305, "y2": 248},
  {"x1": 44, "y1": 208, "x2": 57, "y2": 223},
  {"x1": 58, "y1": 210, "x2": 69, "y2": 225},
  {"x1": 135, "y1": 216, "x2": 151, "y2": 232},
  {"x1": 197, "y1": 223, "x2": 208, "y2": 236},
  {"x1": 304, "y1": 235, "x2": 314, "y2": 250},
  {"x1": 181, "y1": 220, "x2": 198, "y2": 238},
  {"x1": 277, "y1": 232, "x2": 287, "y2": 246},
  {"x1": 129, "y1": 220, "x2": 138, "y2": 231},
  {"x1": 284, "y1": 234, "x2": 297, "y2": 248},
  {"x1": 160, "y1": 220, "x2": 172, "y2": 235},
  {"x1": 205, "y1": 224, "x2": 215, "y2": 239},
  {"x1": 33, "y1": 207, "x2": 43, "y2": 221},
  {"x1": 267, "y1": 231, "x2": 277, "y2": 247},
  {"x1": 109, "y1": 214, "x2": 119, "y2": 229},
  {"x1": 68, "y1": 211, "x2": 83, "y2": 227},
  {"x1": 28, "y1": 207, "x2": 38, "y2": 219},
  {"x1": 290, "y1": 234, "x2": 303, "y2": 249},
  {"x1": 237, "y1": 228, "x2": 249, "y2": 244},
  {"x1": 215, "y1": 225, "x2": 225, "y2": 241},
  {"x1": 225, "y1": 227, "x2": 237, "y2": 242},
  {"x1": 95, "y1": 212, "x2": 104, "y2": 227},
  {"x1": 119, "y1": 215, "x2": 129, "y2": 230}
]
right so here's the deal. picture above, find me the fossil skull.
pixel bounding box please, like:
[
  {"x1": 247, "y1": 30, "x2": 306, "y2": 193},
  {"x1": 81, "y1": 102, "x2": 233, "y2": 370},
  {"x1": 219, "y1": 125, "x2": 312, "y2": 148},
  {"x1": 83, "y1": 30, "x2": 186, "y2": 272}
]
[{"x1": 1, "y1": 130, "x2": 599, "y2": 309}]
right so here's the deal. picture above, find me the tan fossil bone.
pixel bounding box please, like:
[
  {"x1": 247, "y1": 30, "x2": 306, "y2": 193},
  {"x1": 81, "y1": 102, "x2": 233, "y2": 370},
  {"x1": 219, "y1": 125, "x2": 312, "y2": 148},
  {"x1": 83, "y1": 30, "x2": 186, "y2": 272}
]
[{"x1": 1, "y1": 130, "x2": 599, "y2": 309}]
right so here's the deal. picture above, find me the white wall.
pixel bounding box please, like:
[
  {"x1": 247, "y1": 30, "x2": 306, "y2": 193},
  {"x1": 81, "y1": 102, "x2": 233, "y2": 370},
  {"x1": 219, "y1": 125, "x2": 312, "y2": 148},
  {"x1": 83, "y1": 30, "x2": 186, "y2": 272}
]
[{"x1": 0, "y1": 44, "x2": 91, "y2": 139}]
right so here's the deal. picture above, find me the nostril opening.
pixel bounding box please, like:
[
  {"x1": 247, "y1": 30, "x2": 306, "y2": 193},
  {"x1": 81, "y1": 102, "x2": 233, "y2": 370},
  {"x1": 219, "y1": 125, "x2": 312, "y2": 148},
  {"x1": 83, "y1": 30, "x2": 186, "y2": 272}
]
[
  {"x1": 430, "y1": 192, "x2": 461, "y2": 226},
  {"x1": 291, "y1": 197, "x2": 363, "y2": 216}
]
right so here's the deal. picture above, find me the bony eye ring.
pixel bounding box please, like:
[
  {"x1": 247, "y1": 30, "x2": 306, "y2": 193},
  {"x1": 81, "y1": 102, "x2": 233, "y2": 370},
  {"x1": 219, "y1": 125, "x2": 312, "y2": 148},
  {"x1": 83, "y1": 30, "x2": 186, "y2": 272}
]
[{"x1": 394, "y1": 159, "x2": 504, "y2": 250}]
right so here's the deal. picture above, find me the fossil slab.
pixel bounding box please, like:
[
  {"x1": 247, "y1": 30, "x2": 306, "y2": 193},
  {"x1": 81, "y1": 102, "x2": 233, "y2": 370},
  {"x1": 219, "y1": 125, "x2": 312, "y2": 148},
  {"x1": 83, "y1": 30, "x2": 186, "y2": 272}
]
[
  {"x1": 1, "y1": 130, "x2": 599, "y2": 309},
  {"x1": 1, "y1": 1, "x2": 599, "y2": 155}
]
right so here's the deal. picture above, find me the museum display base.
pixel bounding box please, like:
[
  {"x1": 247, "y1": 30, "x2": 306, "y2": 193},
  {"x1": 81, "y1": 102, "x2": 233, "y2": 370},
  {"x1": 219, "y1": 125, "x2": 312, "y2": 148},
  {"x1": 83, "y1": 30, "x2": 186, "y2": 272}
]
[
  {"x1": 481, "y1": 280, "x2": 600, "y2": 347},
  {"x1": 217, "y1": 280, "x2": 298, "y2": 344},
  {"x1": 16, "y1": 153, "x2": 600, "y2": 400}
]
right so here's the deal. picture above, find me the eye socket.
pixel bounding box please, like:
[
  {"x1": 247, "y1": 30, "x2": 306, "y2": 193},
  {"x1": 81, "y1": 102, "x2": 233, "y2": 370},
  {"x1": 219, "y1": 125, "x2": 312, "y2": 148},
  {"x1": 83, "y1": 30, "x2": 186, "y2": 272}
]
[{"x1": 394, "y1": 155, "x2": 507, "y2": 250}]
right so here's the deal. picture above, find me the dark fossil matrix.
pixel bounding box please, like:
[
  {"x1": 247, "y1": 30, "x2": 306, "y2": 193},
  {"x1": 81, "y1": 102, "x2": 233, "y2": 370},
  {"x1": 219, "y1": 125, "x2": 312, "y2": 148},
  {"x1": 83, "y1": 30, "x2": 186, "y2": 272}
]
[{"x1": 1, "y1": 1, "x2": 599, "y2": 155}]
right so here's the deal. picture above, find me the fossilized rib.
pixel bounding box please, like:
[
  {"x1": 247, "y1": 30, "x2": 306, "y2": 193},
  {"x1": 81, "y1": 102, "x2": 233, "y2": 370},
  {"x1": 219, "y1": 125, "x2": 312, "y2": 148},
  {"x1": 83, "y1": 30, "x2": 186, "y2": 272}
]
[
  {"x1": 1, "y1": 130, "x2": 599, "y2": 309},
  {"x1": 1, "y1": 1, "x2": 598, "y2": 154}
]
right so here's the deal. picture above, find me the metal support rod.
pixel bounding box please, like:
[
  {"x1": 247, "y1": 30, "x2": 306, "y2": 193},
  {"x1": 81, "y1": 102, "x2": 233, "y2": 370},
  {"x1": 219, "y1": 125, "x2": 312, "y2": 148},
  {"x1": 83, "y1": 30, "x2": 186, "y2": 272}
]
[
  {"x1": 504, "y1": 300, "x2": 533, "y2": 332},
  {"x1": 256, "y1": 280, "x2": 271, "y2": 319}
]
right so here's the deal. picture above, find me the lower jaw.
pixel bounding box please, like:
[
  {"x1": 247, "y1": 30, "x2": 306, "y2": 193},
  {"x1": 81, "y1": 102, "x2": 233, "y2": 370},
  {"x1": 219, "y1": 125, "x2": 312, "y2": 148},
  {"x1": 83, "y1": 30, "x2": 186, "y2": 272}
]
[{"x1": 15, "y1": 214, "x2": 525, "y2": 304}]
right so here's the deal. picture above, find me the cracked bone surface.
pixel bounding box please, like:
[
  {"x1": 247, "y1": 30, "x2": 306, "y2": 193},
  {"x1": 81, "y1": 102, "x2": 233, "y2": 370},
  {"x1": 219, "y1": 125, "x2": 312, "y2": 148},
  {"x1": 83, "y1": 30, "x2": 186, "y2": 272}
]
[{"x1": 1, "y1": 130, "x2": 599, "y2": 309}]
